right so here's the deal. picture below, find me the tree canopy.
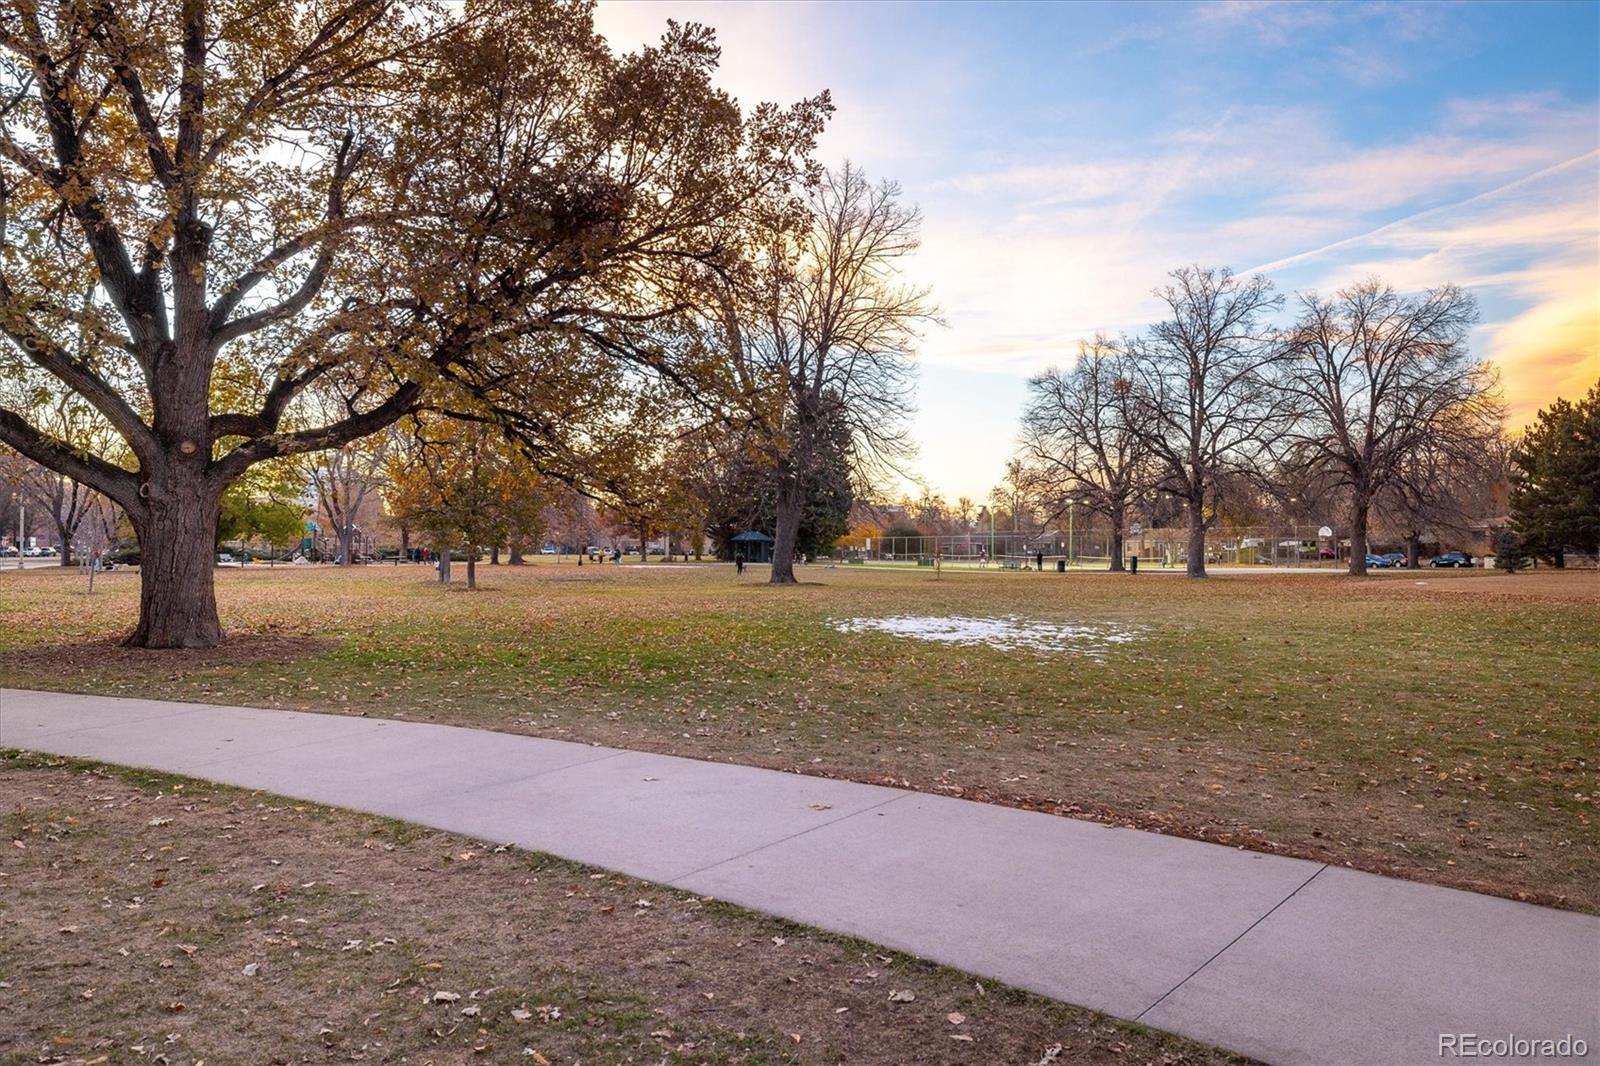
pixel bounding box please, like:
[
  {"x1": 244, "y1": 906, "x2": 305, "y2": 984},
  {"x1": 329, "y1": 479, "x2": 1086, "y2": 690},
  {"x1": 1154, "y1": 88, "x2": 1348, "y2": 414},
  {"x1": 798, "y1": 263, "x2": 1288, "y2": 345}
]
[
  {"x1": 1510, "y1": 381, "x2": 1600, "y2": 565},
  {"x1": 0, "y1": 0, "x2": 829, "y2": 643}
]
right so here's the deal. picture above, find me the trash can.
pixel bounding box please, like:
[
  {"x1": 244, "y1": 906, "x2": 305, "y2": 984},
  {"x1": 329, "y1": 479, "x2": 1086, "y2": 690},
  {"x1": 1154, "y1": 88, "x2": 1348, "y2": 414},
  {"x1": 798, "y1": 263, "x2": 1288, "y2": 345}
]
[{"x1": 1056, "y1": 559, "x2": 1066, "y2": 573}]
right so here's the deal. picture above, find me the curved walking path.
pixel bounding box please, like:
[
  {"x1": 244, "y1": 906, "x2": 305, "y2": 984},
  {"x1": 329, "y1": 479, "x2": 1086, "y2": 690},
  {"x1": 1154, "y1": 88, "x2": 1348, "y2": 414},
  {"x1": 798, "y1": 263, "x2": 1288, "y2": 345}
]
[{"x1": 3, "y1": 687, "x2": 1595, "y2": 1065}]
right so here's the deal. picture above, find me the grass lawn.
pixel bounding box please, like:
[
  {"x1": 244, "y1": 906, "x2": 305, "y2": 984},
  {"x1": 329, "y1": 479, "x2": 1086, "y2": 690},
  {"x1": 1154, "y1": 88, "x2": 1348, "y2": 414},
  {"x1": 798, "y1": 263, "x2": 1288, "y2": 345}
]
[
  {"x1": 0, "y1": 752, "x2": 1239, "y2": 1065},
  {"x1": 1, "y1": 560, "x2": 1596, "y2": 913}
]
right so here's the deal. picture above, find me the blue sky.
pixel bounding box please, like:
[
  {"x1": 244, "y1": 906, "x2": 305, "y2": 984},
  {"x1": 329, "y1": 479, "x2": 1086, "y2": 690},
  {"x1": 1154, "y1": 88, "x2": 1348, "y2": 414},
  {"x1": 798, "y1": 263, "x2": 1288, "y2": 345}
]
[{"x1": 596, "y1": 0, "x2": 1600, "y2": 503}]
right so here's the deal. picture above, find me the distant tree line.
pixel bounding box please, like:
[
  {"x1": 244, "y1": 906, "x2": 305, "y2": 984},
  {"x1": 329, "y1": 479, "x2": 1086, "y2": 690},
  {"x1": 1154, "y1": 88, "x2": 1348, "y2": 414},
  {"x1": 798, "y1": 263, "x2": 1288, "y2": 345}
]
[{"x1": 1007, "y1": 266, "x2": 1581, "y2": 577}]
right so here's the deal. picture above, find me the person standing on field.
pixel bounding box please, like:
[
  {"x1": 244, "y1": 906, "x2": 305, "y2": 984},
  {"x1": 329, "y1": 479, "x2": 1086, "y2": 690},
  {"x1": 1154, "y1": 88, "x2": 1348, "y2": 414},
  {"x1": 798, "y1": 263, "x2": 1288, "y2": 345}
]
[{"x1": 735, "y1": 552, "x2": 746, "y2": 576}]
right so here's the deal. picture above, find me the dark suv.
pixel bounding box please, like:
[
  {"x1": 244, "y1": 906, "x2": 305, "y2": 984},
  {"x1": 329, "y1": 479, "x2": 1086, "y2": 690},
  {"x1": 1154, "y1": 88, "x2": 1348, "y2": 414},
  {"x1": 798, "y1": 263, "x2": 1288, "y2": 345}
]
[{"x1": 1431, "y1": 551, "x2": 1474, "y2": 568}]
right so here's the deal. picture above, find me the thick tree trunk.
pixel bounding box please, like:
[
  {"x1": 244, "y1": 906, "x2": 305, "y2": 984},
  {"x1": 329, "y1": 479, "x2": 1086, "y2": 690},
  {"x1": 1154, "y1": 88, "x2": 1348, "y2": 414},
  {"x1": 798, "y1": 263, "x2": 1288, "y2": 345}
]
[
  {"x1": 1346, "y1": 497, "x2": 1371, "y2": 576},
  {"x1": 466, "y1": 545, "x2": 477, "y2": 590},
  {"x1": 127, "y1": 470, "x2": 222, "y2": 648},
  {"x1": 53, "y1": 516, "x2": 74, "y2": 567},
  {"x1": 490, "y1": 544, "x2": 500, "y2": 565},
  {"x1": 1406, "y1": 535, "x2": 1421, "y2": 569},
  {"x1": 438, "y1": 547, "x2": 451, "y2": 585},
  {"x1": 337, "y1": 527, "x2": 355, "y2": 566},
  {"x1": 1107, "y1": 519, "x2": 1125, "y2": 573},
  {"x1": 770, "y1": 473, "x2": 803, "y2": 585},
  {"x1": 1185, "y1": 508, "x2": 1207, "y2": 578},
  {"x1": 508, "y1": 542, "x2": 525, "y2": 565}
]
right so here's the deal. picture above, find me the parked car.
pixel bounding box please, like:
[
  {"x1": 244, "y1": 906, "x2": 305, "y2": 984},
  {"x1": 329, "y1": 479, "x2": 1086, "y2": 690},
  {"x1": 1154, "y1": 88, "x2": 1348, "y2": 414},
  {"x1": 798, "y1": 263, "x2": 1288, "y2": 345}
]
[
  {"x1": 1431, "y1": 551, "x2": 1474, "y2": 568},
  {"x1": 1381, "y1": 552, "x2": 1408, "y2": 567},
  {"x1": 216, "y1": 552, "x2": 235, "y2": 564},
  {"x1": 1364, "y1": 553, "x2": 1393, "y2": 568},
  {"x1": 540, "y1": 545, "x2": 559, "y2": 554}
]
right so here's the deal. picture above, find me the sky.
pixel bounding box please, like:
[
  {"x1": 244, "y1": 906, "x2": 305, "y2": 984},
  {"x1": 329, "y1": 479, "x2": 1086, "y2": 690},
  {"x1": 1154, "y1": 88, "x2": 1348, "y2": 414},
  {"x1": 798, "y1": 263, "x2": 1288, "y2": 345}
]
[{"x1": 595, "y1": 0, "x2": 1600, "y2": 504}]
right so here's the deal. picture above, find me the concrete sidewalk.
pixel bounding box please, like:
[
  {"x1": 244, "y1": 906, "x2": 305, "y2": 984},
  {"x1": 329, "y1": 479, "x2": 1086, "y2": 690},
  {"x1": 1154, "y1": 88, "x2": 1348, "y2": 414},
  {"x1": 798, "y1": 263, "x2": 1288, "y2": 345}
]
[{"x1": 4, "y1": 687, "x2": 1595, "y2": 1065}]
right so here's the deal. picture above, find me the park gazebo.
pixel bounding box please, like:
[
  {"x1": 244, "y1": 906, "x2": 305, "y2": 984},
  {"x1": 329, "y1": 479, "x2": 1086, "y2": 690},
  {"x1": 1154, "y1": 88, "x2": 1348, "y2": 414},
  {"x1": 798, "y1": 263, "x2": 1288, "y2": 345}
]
[{"x1": 731, "y1": 530, "x2": 774, "y2": 563}]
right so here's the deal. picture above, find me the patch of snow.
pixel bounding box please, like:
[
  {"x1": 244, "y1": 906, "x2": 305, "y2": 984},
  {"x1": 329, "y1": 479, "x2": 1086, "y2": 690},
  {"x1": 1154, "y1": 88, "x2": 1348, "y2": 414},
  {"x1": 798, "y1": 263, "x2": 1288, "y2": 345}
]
[{"x1": 830, "y1": 615, "x2": 1143, "y2": 657}]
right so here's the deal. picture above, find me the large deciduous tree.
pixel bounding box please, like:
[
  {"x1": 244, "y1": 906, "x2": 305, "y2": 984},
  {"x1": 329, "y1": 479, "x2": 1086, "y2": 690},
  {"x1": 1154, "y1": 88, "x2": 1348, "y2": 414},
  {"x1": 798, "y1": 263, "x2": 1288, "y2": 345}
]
[
  {"x1": 0, "y1": 0, "x2": 825, "y2": 645},
  {"x1": 1019, "y1": 336, "x2": 1152, "y2": 571},
  {"x1": 308, "y1": 426, "x2": 391, "y2": 567},
  {"x1": 1279, "y1": 279, "x2": 1501, "y2": 575},
  {"x1": 1126, "y1": 266, "x2": 1284, "y2": 578},
  {"x1": 717, "y1": 164, "x2": 933, "y2": 584}
]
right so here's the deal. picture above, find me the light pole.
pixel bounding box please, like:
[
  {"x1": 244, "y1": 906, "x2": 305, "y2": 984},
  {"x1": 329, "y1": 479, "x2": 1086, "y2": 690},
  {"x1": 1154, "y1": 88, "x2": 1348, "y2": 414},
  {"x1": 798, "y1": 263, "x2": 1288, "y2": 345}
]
[
  {"x1": 14, "y1": 493, "x2": 22, "y2": 570},
  {"x1": 1067, "y1": 498, "x2": 1080, "y2": 568},
  {"x1": 1288, "y1": 496, "x2": 1298, "y2": 565}
]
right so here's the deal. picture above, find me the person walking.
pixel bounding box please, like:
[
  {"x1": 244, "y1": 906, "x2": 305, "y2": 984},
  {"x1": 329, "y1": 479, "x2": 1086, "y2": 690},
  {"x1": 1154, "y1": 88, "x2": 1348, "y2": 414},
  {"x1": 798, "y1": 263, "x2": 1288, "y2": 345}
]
[
  {"x1": 1035, "y1": 550, "x2": 1044, "y2": 572},
  {"x1": 735, "y1": 551, "x2": 746, "y2": 576}
]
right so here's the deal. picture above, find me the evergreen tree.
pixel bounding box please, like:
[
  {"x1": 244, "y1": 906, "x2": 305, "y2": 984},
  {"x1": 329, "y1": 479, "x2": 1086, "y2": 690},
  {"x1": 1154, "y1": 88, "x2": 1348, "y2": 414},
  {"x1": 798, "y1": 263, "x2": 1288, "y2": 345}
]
[
  {"x1": 1493, "y1": 529, "x2": 1527, "y2": 573},
  {"x1": 1510, "y1": 381, "x2": 1600, "y2": 566}
]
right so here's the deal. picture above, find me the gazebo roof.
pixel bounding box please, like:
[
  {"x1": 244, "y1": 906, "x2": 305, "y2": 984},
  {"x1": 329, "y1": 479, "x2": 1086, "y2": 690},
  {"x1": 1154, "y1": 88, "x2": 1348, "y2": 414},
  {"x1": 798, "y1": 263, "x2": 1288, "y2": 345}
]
[{"x1": 731, "y1": 530, "x2": 774, "y2": 542}]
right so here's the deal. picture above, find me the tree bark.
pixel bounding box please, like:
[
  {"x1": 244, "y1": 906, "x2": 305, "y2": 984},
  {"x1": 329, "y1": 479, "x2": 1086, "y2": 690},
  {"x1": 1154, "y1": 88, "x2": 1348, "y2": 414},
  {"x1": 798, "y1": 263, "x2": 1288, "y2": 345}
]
[
  {"x1": 490, "y1": 544, "x2": 500, "y2": 565},
  {"x1": 770, "y1": 469, "x2": 802, "y2": 584},
  {"x1": 1406, "y1": 535, "x2": 1421, "y2": 569},
  {"x1": 466, "y1": 545, "x2": 477, "y2": 590},
  {"x1": 1107, "y1": 511, "x2": 1125, "y2": 573},
  {"x1": 53, "y1": 514, "x2": 75, "y2": 567},
  {"x1": 1185, "y1": 502, "x2": 1207, "y2": 578},
  {"x1": 1347, "y1": 496, "x2": 1370, "y2": 576},
  {"x1": 438, "y1": 547, "x2": 451, "y2": 585},
  {"x1": 337, "y1": 527, "x2": 355, "y2": 566},
  {"x1": 127, "y1": 468, "x2": 222, "y2": 648}
]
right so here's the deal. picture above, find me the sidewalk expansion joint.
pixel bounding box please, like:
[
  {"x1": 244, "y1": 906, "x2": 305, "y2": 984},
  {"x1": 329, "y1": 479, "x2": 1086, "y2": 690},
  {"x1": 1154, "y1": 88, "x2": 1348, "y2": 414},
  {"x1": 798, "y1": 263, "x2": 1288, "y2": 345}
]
[
  {"x1": 1135, "y1": 863, "x2": 1328, "y2": 1021},
  {"x1": 666, "y1": 792, "x2": 914, "y2": 885}
]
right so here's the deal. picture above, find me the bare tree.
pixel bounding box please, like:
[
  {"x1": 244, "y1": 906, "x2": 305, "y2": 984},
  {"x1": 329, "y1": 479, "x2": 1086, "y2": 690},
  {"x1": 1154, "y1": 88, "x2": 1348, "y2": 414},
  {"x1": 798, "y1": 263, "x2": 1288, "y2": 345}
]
[
  {"x1": 1375, "y1": 429, "x2": 1509, "y2": 568},
  {"x1": 1019, "y1": 336, "x2": 1153, "y2": 571},
  {"x1": 1279, "y1": 279, "x2": 1502, "y2": 574},
  {"x1": 1126, "y1": 266, "x2": 1285, "y2": 577},
  {"x1": 309, "y1": 433, "x2": 391, "y2": 566},
  {"x1": 720, "y1": 164, "x2": 935, "y2": 583}
]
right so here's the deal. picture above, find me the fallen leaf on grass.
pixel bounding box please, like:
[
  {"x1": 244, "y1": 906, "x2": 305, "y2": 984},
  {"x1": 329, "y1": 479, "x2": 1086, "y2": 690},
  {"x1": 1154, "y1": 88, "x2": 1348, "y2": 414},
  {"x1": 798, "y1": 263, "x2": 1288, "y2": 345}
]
[
  {"x1": 241, "y1": 963, "x2": 259, "y2": 977},
  {"x1": 432, "y1": 991, "x2": 461, "y2": 1004},
  {"x1": 947, "y1": 1011, "x2": 966, "y2": 1024},
  {"x1": 888, "y1": 989, "x2": 915, "y2": 1003}
]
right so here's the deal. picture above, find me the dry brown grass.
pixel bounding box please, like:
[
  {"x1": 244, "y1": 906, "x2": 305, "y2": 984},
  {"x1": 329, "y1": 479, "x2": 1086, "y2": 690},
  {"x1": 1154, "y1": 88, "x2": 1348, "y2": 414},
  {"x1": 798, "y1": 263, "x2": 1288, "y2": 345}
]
[
  {"x1": 2, "y1": 561, "x2": 1596, "y2": 911},
  {"x1": 0, "y1": 753, "x2": 1242, "y2": 1065}
]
